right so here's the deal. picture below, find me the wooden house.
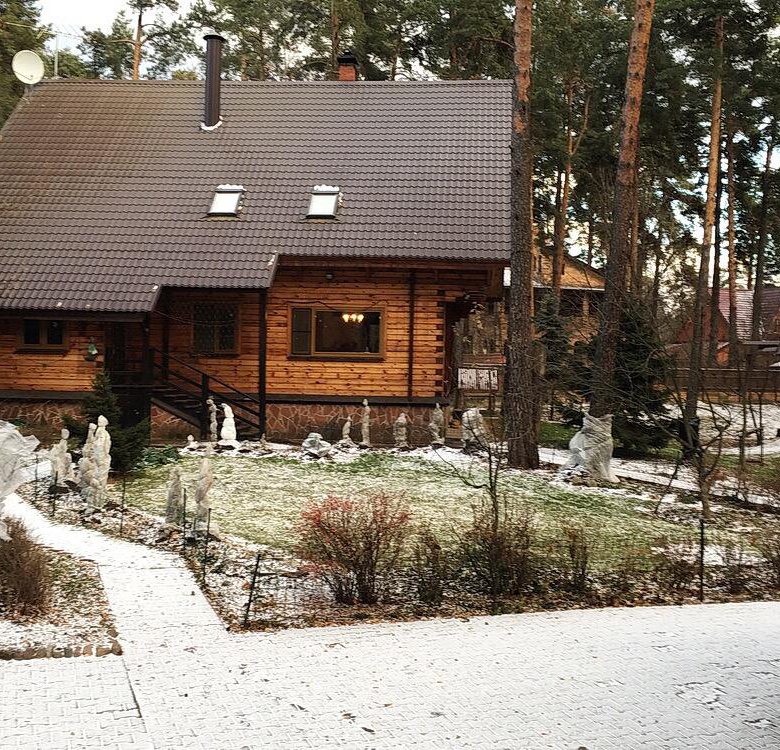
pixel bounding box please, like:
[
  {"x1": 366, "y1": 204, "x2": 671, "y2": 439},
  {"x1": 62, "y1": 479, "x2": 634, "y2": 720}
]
[{"x1": 0, "y1": 42, "x2": 507, "y2": 443}]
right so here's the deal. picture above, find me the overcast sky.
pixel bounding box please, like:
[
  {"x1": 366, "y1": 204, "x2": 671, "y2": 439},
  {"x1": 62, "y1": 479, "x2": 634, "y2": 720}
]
[{"x1": 39, "y1": 0, "x2": 193, "y2": 50}]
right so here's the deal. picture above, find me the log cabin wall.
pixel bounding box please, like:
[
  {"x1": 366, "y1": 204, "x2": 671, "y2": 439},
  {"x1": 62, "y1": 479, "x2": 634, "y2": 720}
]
[
  {"x1": 151, "y1": 260, "x2": 500, "y2": 400},
  {"x1": 0, "y1": 317, "x2": 105, "y2": 392}
]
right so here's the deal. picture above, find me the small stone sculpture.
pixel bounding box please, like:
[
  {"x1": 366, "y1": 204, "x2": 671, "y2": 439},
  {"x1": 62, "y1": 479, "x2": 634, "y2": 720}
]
[
  {"x1": 301, "y1": 432, "x2": 332, "y2": 458},
  {"x1": 207, "y1": 398, "x2": 218, "y2": 443},
  {"x1": 220, "y1": 403, "x2": 238, "y2": 444},
  {"x1": 0, "y1": 421, "x2": 39, "y2": 541},
  {"x1": 194, "y1": 445, "x2": 215, "y2": 530},
  {"x1": 359, "y1": 399, "x2": 371, "y2": 448},
  {"x1": 562, "y1": 413, "x2": 619, "y2": 484},
  {"x1": 78, "y1": 423, "x2": 97, "y2": 506},
  {"x1": 165, "y1": 466, "x2": 184, "y2": 525},
  {"x1": 394, "y1": 412, "x2": 410, "y2": 450},
  {"x1": 185, "y1": 435, "x2": 198, "y2": 451},
  {"x1": 429, "y1": 404, "x2": 445, "y2": 448},
  {"x1": 49, "y1": 428, "x2": 75, "y2": 486},
  {"x1": 90, "y1": 415, "x2": 112, "y2": 511},
  {"x1": 341, "y1": 416, "x2": 353, "y2": 443},
  {"x1": 461, "y1": 408, "x2": 488, "y2": 453},
  {"x1": 257, "y1": 433, "x2": 272, "y2": 454}
]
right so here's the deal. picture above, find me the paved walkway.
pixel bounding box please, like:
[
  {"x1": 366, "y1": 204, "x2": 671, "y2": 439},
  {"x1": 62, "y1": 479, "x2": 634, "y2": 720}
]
[{"x1": 1, "y1": 495, "x2": 779, "y2": 749}]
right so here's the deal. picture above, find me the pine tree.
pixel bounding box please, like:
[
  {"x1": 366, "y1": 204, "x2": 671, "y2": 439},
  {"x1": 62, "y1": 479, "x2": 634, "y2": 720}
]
[{"x1": 64, "y1": 373, "x2": 150, "y2": 475}]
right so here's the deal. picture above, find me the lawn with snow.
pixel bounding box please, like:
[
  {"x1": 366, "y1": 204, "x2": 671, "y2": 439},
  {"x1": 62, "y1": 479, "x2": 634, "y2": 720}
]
[{"x1": 115, "y1": 449, "x2": 711, "y2": 561}]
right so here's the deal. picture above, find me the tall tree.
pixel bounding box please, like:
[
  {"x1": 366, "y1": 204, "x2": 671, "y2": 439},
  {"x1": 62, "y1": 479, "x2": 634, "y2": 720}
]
[
  {"x1": 683, "y1": 14, "x2": 723, "y2": 430},
  {"x1": 0, "y1": 0, "x2": 49, "y2": 124},
  {"x1": 79, "y1": 13, "x2": 134, "y2": 79},
  {"x1": 589, "y1": 0, "x2": 655, "y2": 419},
  {"x1": 504, "y1": 0, "x2": 539, "y2": 469},
  {"x1": 128, "y1": 0, "x2": 179, "y2": 79}
]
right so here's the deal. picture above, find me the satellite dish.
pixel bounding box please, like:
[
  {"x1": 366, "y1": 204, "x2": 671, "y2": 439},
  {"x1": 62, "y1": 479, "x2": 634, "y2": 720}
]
[{"x1": 12, "y1": 50, "x2": 45, "y2": 86}]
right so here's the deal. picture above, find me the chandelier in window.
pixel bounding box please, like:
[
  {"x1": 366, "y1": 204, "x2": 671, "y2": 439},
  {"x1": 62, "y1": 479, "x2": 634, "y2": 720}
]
[{"x1": 341, "y1": 312, "x2": 365, "y2": 323}]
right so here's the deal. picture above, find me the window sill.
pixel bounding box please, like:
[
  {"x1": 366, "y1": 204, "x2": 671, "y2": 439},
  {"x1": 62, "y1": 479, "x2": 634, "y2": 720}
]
[
  {"x1": 193, "y1": 352, "x2": 241, "y2": 359},
  {"x1": 287, "y1": 355, "x2": 385, "y2": 363},
  {"x1": 16, "y1": 347, "x2": 69, "y2": 355}
]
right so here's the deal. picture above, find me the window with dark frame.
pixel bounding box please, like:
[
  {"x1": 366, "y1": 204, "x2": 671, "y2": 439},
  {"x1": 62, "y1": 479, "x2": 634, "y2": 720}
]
[
  {"x1": 193, "y1": 303, "x2": 238, "y2": 355},
  {"x1": 21, "y1": 319, "x2": 66, "y2": 348},
  {"x1": 290, "y1": 307, "x2": 382, "y2": 356}
]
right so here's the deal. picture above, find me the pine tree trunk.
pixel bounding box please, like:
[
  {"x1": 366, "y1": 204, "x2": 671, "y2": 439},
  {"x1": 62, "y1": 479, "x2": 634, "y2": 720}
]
[
  {"x1": 726, "y1": 123, "x2": 740, "y2": 364},
  {"x1": 707, "y1": 133, "x2": 723, "y2": 366},
  {"x1": 589, "y1": 0, "x2": 655, "y2": 418},
  {"x1": 751, "y1": 128, "x2": 775, "y2": 340},
  {"x1": 552, "y1": 168, "x2": 564, "y2": 297},
  {"x1": 683, "y1": 16, "x2": 724, "y2": 432},
  {"x1": 504, "y1": 0, "x2": 539, "y2": 469},
  {"x1": 132, "y1": 11, "x2": 143, "y2": 81},
  {"x1": 329, "y1": 0, "x2": 340, "y2": 80}
]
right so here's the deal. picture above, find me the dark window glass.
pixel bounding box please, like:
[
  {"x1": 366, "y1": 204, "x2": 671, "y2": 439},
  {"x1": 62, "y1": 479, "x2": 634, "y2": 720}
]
[
  {"x1": 22, "y1": 319, "x2": 65, "y2": 347},
  {"x1": 291, "y1": 308, "x2": 312, "y2": 355},
  {"x1": 560, "y1": 291, "x2": 584, "y2": 318},
  {"x1": 314, "y1": 311, "x2": 381, "y2": 354},
  {"x1": 193, "y1": 303, "x2": 238, "y2": 355},
  {"x1": 23, "y1": 319, "x2": 40, "y2": 345},
  {"x1": 46, "y1": 320, "x2": 64, "y2": 346}
]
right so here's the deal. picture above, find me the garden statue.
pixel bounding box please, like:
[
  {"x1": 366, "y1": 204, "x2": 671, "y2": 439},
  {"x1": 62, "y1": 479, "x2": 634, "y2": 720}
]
[
  {"x1": 185, "y1": 435, "x2": 198, "y2": 451},
  {"x1": 429, "y1": 404, "x2": 445, "y2": 447},
  {"x1": 220, "y1": 403, "x2": 238, "y2": 444},
  {"x1": 257, "y1": 433, "x2": 271, "y2": 454},
  {"x1": 461, "y1": 408, "x2": 488, "y2": 453},
  {"x1": 301, "y1": 432, "x2": 332, "y2": 458},
  {"x1": 0, "y1": 421, "x2": 39, "y2": 541},
  {"x1": 90, "y1": 415, "x2": 112, "y2": 510},
  {"x1": 49, "y1": 428, "x2": 75, "y2": 486},
  {"x1": 207, "y1": 398, "x2": 218, "y2": 443},
  {"x1": 194, "y1": 445, "x2": 215, "y2": 530},
  {"x1": 165, "y1": 466, "x2": 184, "y2": 525},
  {"x1": 562, "y1": 413, "x2": 619, "y2": 484},
  {"x1": 341, "y1": 416, "x2": 354, "y2": 444},
  {"x1": 78, "y1": 423, "x2": 97, "y2": 506},
  {"x1": 394, "y1": 412, "x2": 410, "y2": 449},
  {"x1": 359, "y1": 399, "x2": 372, "y2": 448}
]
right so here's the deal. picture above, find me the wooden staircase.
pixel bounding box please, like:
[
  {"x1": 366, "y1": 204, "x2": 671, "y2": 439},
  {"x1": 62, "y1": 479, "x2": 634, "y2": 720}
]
[{"x1": 149, "y1": 348, "x2": 263, "y2": 439}]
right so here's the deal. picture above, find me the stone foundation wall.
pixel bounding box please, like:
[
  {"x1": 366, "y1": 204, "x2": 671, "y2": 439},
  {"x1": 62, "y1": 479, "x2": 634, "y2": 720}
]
[
  {"x1": 0, "y1": 397, "x2": 445, "y2": 447},
  {"x1": 266, "y1": 402, "x2": 442, "y2": 446}
]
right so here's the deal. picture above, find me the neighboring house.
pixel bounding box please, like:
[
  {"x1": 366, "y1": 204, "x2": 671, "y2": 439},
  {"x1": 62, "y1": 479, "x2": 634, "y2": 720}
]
[
  {"x1": 457, "y1": 250, "x2": 606, "y2": 364},
  {"x1": 0, "y1": 41, "x2": 508, "y2": 443},
  {"x1": 673, "y1": 288, "x2": 780, "y2": 366}
]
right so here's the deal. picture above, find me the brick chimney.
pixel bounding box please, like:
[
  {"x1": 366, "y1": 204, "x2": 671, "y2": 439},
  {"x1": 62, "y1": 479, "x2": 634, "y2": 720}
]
[{"x1": 337, "y1": 51, "x2": 359, "y2": 81}]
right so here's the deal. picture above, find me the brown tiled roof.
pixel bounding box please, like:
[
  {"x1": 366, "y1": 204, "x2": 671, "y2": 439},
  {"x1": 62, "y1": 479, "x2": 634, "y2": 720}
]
[
  {"x1": 0, "y1": 79, "x2": 511, "y2": 313},
  {"x1": 716, "y1": 287, "x2": 780, "y2": 339}
]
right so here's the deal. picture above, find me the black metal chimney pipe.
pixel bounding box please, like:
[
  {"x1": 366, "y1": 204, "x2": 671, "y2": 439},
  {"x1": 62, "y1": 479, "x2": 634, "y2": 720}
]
[{"x1": 203, "y1": 33, "x2": 225, "y2": 129}]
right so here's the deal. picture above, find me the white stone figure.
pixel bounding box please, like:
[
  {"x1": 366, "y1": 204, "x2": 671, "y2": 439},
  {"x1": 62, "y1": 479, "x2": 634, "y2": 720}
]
[
  {"x1": 185, "y1": 434, "x2": 198, "y2": 451},
  {"x1": 194, "y1": 445, "x2": 215, "y2": 530},
  {"x1": 78, "y1": 423, "x2": 98, "y2": 506},
  {"x1": 301, "y1": 432, "x2": 332, "y2": 458},
  {"x1": 429, "y1": 403, "x2": 446, "y2": 447},
  {"x1": 562, "y1": 413, "x2": 619, "y2": 484},
  {"x1": 220, "y1": 403, "x2": 238, "y2": 444},
  {"x1": 257, "y1": 433, "x2": 271, "y2": 454},
  {"x1": 461, "y1": 408, "x2": 488, "y2": 452},
  {"x1": 359, "y1": 399, "x2": 372, "y2": 448},
  {"x1": 0, "y1": 421, "x2": 39, "y2": 541},
  {"x1": 90, "y1": 415, "x2": 112, "y2": 510},
  {"x1": 49, "y1": 428, "x2": 75, "y2": 486},
  {"x1": 207, "y1": 398, "x2": 218, "y2": 443},
  {"x1": 165, "y1": 466, "x2": 184, "y2": 525},
  {"x1": 341, "y1": 416, "x2": 353, "y2": 443},
  {"x1": 394, "y1": 412, "x2": 410, "y2": 449}
]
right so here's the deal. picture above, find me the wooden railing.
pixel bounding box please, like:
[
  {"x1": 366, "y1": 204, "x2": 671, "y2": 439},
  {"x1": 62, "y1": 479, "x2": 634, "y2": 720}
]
[
  {"x1": 670, "y1": 368, "x2": 780, "y2": 399},
  {"x1": 148, "y1": 347, "x2": 264, "y2": 436}
]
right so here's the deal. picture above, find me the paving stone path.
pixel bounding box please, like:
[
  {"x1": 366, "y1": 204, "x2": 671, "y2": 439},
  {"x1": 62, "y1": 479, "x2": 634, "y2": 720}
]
[{"x1": 1, "y1": 494, "x2": 779, "y2": 749}]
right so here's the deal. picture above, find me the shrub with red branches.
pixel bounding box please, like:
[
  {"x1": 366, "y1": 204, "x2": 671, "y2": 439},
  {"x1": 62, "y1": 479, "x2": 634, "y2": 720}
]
[{"x1": 297, "y1": 493, "x2": 412, "y2": 605}]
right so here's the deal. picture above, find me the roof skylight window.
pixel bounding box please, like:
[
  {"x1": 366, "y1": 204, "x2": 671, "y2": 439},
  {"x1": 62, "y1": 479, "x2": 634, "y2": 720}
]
[
  {"x1": 307, "y1": 185, "x2": 341, "y2": 219},
  {"x1": 208, "y1": 184, "x2": 245, "y2": 217}
]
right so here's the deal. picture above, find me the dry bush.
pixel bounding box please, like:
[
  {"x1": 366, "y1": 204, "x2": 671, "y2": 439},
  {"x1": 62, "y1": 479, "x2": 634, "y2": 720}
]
[
  {"x1": 412, "y1": 527, "x2": 447, "y2": 606},
  {"x1": 297, "y1": 493, "x2": 412, "y2": 605},
  {"x1": 459, "y1": 501, "x2": 537, "y2": 600},
  {"x1": 0, "y1": 518, "x2": 51, "y2": 616},
  {"x1": 559, "y1": 523, "x2": 598, "y2": 594},
  {"x1": 603, "y1": 542, "x2": 650, "y2": 596},
  {"x1": 755, "y1": 530, "x2": 780, "y2": 588},
  {"x1": 718, "y1": 539, "x2": 752, "y2": 594},
  {"x1": 654, "y1": 538, "x2": 698, "y2": 592}
]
